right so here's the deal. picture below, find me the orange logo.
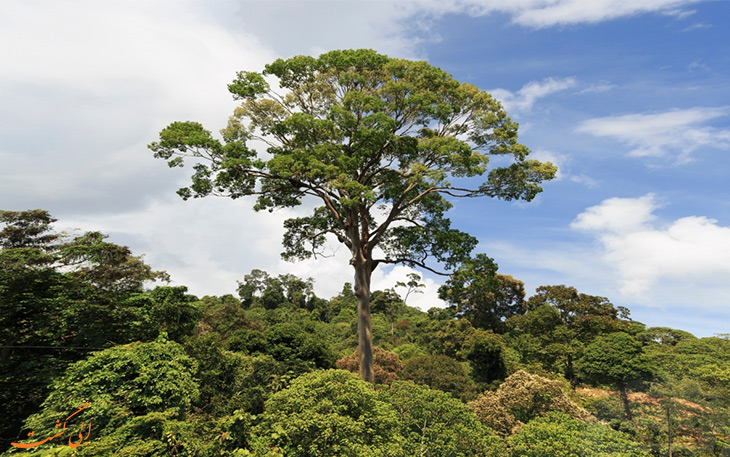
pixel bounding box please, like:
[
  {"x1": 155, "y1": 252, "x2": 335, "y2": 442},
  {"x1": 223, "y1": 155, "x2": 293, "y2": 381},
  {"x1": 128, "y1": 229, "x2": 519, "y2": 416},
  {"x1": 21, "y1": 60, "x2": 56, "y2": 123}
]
[{"x1": 11, "y1": 401, "x2": 91, "y2": 449}]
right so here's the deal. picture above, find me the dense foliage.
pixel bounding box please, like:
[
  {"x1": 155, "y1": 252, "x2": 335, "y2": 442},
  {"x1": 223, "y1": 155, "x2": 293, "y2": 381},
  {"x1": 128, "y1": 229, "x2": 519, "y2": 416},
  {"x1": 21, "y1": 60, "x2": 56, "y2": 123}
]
[{"x1": 3, "y1": 210, "x2": 730, "y2": 456}]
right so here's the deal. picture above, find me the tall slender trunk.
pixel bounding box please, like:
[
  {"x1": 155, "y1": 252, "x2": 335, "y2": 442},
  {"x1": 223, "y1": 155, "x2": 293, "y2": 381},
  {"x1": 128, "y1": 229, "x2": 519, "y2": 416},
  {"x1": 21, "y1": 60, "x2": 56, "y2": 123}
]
[{"x1": 353, "y1": 258, "x2": 374, "y2": 384}]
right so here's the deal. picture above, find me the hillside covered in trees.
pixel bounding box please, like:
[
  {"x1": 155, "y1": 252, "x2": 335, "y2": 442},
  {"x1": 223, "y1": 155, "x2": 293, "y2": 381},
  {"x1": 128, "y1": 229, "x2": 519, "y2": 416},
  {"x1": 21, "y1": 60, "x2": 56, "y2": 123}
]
[{"x1": 2, "y1": 209, "x2": 729, "y2": 456}]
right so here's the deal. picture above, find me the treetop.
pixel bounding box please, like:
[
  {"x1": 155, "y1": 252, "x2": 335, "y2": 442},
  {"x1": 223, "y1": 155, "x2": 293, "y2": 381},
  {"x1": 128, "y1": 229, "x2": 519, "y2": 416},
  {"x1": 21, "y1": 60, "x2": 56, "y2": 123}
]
[{"x1": 150, "y1": 49, "x2": 556, "y2": 273}]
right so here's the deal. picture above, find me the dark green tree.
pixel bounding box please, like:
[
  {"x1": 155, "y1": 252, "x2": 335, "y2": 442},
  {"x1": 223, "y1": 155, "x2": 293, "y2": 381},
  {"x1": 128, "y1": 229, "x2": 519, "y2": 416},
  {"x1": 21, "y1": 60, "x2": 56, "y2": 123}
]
[
  {"x1": 401, "y1": 354, "x2": 477, "y2": 399},
  {"x1": 150, "y1": 49, "x2": 556, "y2": 382},
  {"x1": 439, "y1": 254, "x2": 526, "y2": 332},
  {"x1": 578, "y1": 332, "x2": 652, "y2": 422},
  {"x1": 508, "y1": 285, "x2": 630, "y2": 385},
  {"x1": 0, "y1": 210, "x2": 169, "y2": 444},
  {"x1": 467, "y1": 331, "x2": 508, "y2": 385}
]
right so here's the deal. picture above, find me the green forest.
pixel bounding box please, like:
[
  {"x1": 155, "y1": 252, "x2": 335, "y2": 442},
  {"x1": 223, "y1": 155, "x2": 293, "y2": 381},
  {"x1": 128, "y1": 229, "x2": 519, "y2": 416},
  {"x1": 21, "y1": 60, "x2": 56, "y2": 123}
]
[
  {"x1": 2, "y1": 209, "x2": 729, "y2": 456},
  {"x1": 3, "y1": 50, "x2": 730, "y2": 456}
]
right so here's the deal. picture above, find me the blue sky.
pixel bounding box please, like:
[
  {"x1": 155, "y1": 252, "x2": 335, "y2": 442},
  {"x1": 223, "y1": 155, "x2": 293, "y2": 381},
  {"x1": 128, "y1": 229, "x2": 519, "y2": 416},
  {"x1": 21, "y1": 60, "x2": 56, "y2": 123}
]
[{"x1": 1, "y1": 0, "x2": 729, "y2": 337}]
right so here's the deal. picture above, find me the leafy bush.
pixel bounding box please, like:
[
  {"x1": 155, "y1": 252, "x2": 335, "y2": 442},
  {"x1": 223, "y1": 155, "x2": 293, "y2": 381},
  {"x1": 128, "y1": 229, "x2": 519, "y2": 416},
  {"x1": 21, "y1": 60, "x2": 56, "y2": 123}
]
[
  {"x1": 401, "y1": 354, "x2": 477, "y2": 399},
  {"x1": 12, "y1": 336, "x2": 199, "y2": 454},
  {"x1": 508, "y1": 412, "x2": 651, "y2": 456},
  {"x1": 380, "y1": 381, "x2": 506, "y2": 457},
  {"x1": 248, "y1": 370, "x2": 403, "y2": 457}
]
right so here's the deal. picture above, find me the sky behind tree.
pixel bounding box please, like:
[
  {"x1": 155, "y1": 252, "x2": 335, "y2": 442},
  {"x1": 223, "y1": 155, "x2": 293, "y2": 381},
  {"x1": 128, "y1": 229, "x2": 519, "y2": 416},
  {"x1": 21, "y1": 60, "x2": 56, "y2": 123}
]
[{"x1": 1, "y1": 0, "x2": 728, "y2": 336}]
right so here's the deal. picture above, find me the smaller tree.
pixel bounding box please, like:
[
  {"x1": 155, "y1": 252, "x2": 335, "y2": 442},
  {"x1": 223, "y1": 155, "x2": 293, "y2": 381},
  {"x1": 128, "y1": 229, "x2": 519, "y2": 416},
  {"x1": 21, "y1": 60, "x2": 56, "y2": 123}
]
[
  {"x1": 431, "y1": 318, "x2": 479, "y2": 360},
  {"x1": 249, "y1": 370, "x2": 403, "y2": 456},
  {"x1": 401, "y1": 354, "x2": 476, "y2": 399},
  {"x1": 469, "y1": 370, "x2": 591, "y2": 436},
  {"x1": 510, "y1": 285, "x2": 630, "y2": 385},
  {"x1": 394, "y1": 273, "x2": 424, "y2": 306},
  {"x1": 370, "y1": 288, "x2": 405, "y2": 339},
  {"x1": 237, "y1": 270, "x2": 316, "y2": 310},
  {"x1": 467, "y1": 331, "x2": 508, "y2": 386},
  {"x1": 380, "y1": 381, "x2": 505, "y2": 457},
  {"x1": 578, "y1": 332, "x2": 652, "y2": 422},
  {"x1": 439, "y1": 254, "x2": 525, "y2": 332},
  {"x1": 637, "y1": 327, "x2": 696, "y2": 346}
]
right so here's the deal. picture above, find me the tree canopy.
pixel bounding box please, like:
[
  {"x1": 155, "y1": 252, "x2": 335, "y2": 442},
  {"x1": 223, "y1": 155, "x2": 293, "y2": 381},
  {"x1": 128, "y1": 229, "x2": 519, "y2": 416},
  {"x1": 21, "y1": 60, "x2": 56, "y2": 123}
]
[
  {"x1": 439, "y1": 254, "x2": 526, "y2": 332},
  {"x1": 150, "y1": 48, "x2": 556, "y2": 382},
  {"x1": 7, "y1": 210, "x2": 728, "y2": 455}
]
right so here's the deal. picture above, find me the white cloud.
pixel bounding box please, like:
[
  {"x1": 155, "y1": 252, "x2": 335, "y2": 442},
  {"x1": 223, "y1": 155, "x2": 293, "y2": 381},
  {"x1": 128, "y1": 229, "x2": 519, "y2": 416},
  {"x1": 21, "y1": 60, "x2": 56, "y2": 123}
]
[
  {"x1": 575, "y1": 81, "x2": 618, "y2": 94},
  {"x1": 491, "y1": 77, "x2": 577, "y2": 113},
  {"x1": 576, "y1": 107, "x2": 730, "y2": 162},
  {"x1": 571, "y1": 194, "x2": 661, "y2": 234},
  {"x1": 683, "y1": 23, "x2": 712, "y2": 31},
  {"x1": 569, "y1": 174, "x2": 598, "y2": 188},
  {"x1": 397, "y1": 0, "x2": 704, "y2": 28},
  {"x1": 663, "y1": 8, "x2": 697, "y2": 19},
  {"x1": 572, "y1": 194, "x2": 730, "y2": 301},
  {"x1": 477, "y1": 195, "x2": 730, "y2": 335},
  {"x1": 688, "y1": 60, "x2": 711, "y2": 72},
  {"x1": 509, "y1": 0, "x2": 703, "y2": 27}
]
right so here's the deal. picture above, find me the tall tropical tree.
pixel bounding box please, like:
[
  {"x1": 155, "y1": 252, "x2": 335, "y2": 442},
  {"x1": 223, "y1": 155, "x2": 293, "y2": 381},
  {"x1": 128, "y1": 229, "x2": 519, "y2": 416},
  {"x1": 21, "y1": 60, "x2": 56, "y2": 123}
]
[{"x1": 150, "y1": 49, "x2": 556, "y2": 382}]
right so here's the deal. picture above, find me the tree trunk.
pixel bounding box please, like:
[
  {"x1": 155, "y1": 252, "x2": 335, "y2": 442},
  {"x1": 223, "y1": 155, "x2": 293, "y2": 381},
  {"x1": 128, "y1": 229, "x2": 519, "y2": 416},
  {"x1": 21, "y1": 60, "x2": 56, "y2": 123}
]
[
  {"x1": 353, "y1": 259, "x2": 374, "y2": 384},
  {"x1": 618, "y1": 383, "x2": 633, "y2": 422},
  {"x1": 666, "y1": 402, "x2": 672, "y2": 457},
  {"x1": 565, "y1": 354, "x2": 577, "y2": 388}
]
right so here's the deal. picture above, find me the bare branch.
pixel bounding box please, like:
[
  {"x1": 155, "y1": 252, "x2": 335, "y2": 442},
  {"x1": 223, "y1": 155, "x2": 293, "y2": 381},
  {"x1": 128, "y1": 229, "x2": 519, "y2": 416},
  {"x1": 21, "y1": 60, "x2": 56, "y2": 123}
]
[{"x1": 376, "y1": 257, "x2": 451, "y2": 276}]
